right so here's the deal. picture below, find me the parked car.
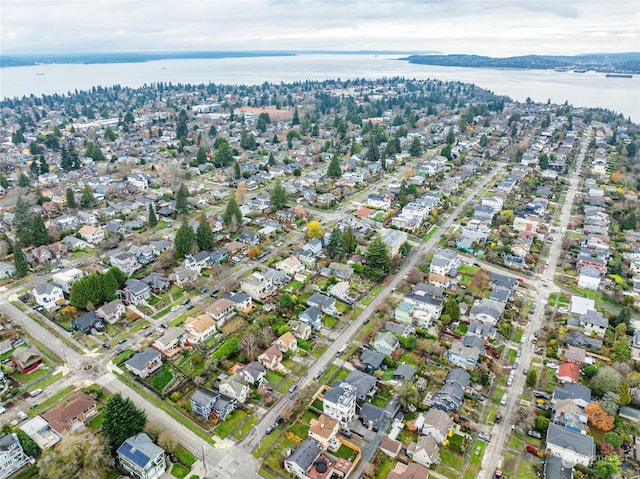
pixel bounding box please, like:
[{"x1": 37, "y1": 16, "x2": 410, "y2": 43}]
[
  {"x1": 527, "y1": 430, "x2": 542, "y2": 439},
  {"x1": 118, "y1": 338, "x2": 127, "y2": 344},
  {"x1": 102, "y1": 343, "x2": 110, "y2": 349},
  {"x1": 288, "y1": 384, "x2": 298, "y2": 393},
  {"x1": 200, "y1": 288, "x2": 207, "y2": 294},
  {"x1": 478, "y1": 433, "x2": 491, "y2": 442},
  {"x1": 186, "y1": 304, "x2": 195, "y2": 310},
  {"x1": 339, "y1": 429, "x2": 352, "y2": 438},
  {"x1": 265, "y1": 424, "x2": 276, "y2": 434},
  {"x1": 17, "y1": 411, "x2": 28, "y2": 420},
  {"x1": 170, "y1": 306, "x2": 180, "y2": 312},
  {"x1": 182, "y1": 298, "x2": 191, "y2": 305},
  {"x1": 534, "y1": 391, "x2": 551, "y2": 400},
  {"x1": 0, "y1": 406, "x2": 6, "y2": 414},
  {"x1": 30, "y1": 389, "x2": 43, "y2": 397}
]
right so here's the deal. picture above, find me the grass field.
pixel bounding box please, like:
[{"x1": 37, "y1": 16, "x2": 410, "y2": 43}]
[
  {"x1": 215, "y1": 410, "x2": 248, "y2": 439},
  {"x1": 462, "y1": 440, "x2": 486, "y2": 479}
]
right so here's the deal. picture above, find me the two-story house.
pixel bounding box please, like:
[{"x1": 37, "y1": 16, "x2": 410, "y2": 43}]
[
  {"x1": 204, "y1": 298, "x2": 237, "y2": 327},
  {"x1": 306, "y1": 293, "x2": 339, "y2": 317},
  {"x1": 545, "y1": 423, "x2": 595, "y2": 467},
  {"x1": 125, "y1": 348, "x2": 162, "y2": 379},
  {"x1": 240, "y1": 272, "x2": 273, "y2": 302},
  {"x1": 219, "y1": 376, "x2": 250, "y2": 404},
  {"x1": 184, "y1": 314, "x2": 217, "y2": 344},
  {"x1": 110, "y1": 252, "x2": 141, "y2": 276},
  {"x1": 190, "y1": 387, "x2": 236, "y2": 421},
  {"x1": 0, "y1": 433, "x2": 32, "y2": 479},
  {"x1": 117, "y1": 433, "x2": 166, "y2": 479},
  {"x1": 323, "y1": 381, "x2": 357, "y2": 427},
  {"x1": 299, "y1": 306, "x2": 323, "y2": 330},
  {"x1": 421, "y1": 408, "x2": 453, "y2": 444},
  {"x1": 31, "y1": 281, "x2": 65, "y2": 313},
  {"x1": 152, "y1": 327, "x2": 185, "y2": 359},
  {"x1": 78, "y1": 225, "x2": 104, "y2": 245},
  {"x1": 258, "y1": 345, "x2": 283, "y2": 371},
  {"x1": 122, "y1": 279, "x2": 151, "y2": 305},
  {"x1": 276, "y1": 256, "x2": 305, "y2": 276},
  {"x1": 96, "y1": 299, "x2": 126, "y2": 324}
]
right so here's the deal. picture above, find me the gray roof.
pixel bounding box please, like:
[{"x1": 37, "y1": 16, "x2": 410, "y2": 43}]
[
  {"x1": 125, "y1": 348, "x2": 161, "y2": 371},
  {"x1": 191, "y1": 387, "x2": 219, "y2": 406},
  {"x1": 286, "y1": 437, "x2": 321, "y2": 472},
  {"x1": 393, "y1": 364, "x2": 416, "y2": 381},
  {"x1": 33, "y1": 281, "x2": 61, "y2": 295},
  {"x1": 546, "y1": 423, "x2": 595, "y2": 458},
  {"x1": 360, "y1": 402, "x2": 387, "y2": 430},
  {"x1": 117, "y1": 432, "x2": 163, "y2": 468},
  {"x1": 361, "y1": 350, "x2": 385, "y2": 369},
  {"x1": 552, "y1": 383, "x2": 591, "y2": 403},
  {"x1": 446, "y1": 368, "x2": 471, "y2": 388},
  {"x1": 544, "y1": 456, "x2": 573, "y2": 479},
  {"x1": 345, "y1": 370, "x2": 377, "y2": 399}
]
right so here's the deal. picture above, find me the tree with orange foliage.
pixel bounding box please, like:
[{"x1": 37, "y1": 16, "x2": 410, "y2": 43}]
[
  {"x1": 247, "y1": 246, "x2": 261, "y2": 259},
  {"x1": 610, "y1": 170, "x2": 625, "y2": 185},
  {"x1": 585, "y1": 402, "x2": 614, "y2": 431}
]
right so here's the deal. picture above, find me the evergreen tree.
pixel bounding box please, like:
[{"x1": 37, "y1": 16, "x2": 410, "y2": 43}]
[
  {"x1": 292, "y1": 107, "x2": 300, "y2": 126},
  {"x1": 39, "y1": 156, "x2": 49, "y2": 174},
  {"x1": 196, "y1": 146, "x2": 207, "y2": 164},
  {"x1": 409, "y1": 136, "x2": 422, "y2": 157},
  {"x1": 223, "y1": 198, "x2": 242, "y2": 230},
  {"x1": 365, "y1": 142, "x2": 380, "y2": 162},
  {"x1": 31, "y1": 215, "x2": 49, "y2": 246},
  {"x1": 13, "y1": 242, "x2": 28, "y2": 277},
  {"x1": 446, "y1": 128, "x2": 456, "y2": 145},
  {"x1": 440, "y1": 144, "x2": 452, "y2": 160},
  {"x1": 443, "y1": 299, "x2": 460, "y2": 321},
  {"x1": 13, "y1": 198, "x2": 33, "y2": 245},
  {"x1": 80, "y1": 184, "x2": 96, "y2": 208},
  {"x1": 84, "y1": 142, "x2": 105, "y2": 161},
  {"x1": 176, "y1": 109, "x2": 188, "y2": 139},
  {"x1": 327, "y1": 155, "x2": 342, "y2": 178},
  {"x1": 234, "y1": 161, "x2": 241, "y2": 180},
  {"x1": 30, "y1": 159, "x2": 39, "y2": 177},
  {"x1": 66, "y1": 187, "x2": 77, "y2": 209},
  {"x1": 268, "y1": 152, "x2": 275, "y2": 165},
  {"x1": 147, "y1": 203, "x2": 158, "y2": 227},
  {"x1": 214, "y1": 140, "x2": 233, "y2": 167},
  {"x1": 342, "y1": 227, "x2": 357, "y2": 254},
  {"x1": 174, "y1": 220, "x2": 195, "y2": 258},
  {"x1": 176, "y1": 183, "x2": 190, "y2": 214},
  {"x1": 196, "y1": 217, "x2": 214, "y2": 250},
  {"x1": 539, "y1": 153, "x2": 549, "y2": 170},
  {"x1": 269, "y1": 179, "x2": 288, "y2": 210},
  {"x1": 101, "y1": 393, "x2": 146, "y2": 454},
  {"x1": 327, "y1": 227, "x2": 345, "y2": 259},
  {"x1": 17, "y1": 172, "x2": 30, "y2": 188},
  {"x1": 365, "y1": 235, "x2": 391, "y2": 281},
  {"x1": 0, "y1": 173, "x2": 7, "y2": 189}
]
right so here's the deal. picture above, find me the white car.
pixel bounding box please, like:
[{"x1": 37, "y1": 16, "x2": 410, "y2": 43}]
[
  {"x1": 17, "y1": 411, "x2": 28, "y2": 420},
  {"x1": 170, "y1": 305, "x2": 180, "y2": 312},
  {"x1": 0, "y1": 406, "x2": 6, "y2": 414}
]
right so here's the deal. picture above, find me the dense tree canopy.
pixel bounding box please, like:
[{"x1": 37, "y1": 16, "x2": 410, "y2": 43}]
[
  {"x1": 365, "y1": 234, "x2": 391, "y2": 281},
  {"x1": 196, "y1": 217, "x2": 214, "y2": 250},
  {"x1": 176, "y1": 183, "x2": 190, "y2": 214},
  {"x1": 175, "y1": 220, "x2": 196, "y2": 258},
  {"x1": 69, "y1": 267, "x2": 126, "y2": 309},
  {"x1": 101, "y1": 393, "x2": 146, "y2": 453},
  {"x1": 270, "y1": 180, "x2": 288, "y2": 211}
]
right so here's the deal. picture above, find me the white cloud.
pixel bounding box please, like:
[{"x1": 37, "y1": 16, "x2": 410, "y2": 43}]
[{"x1": 1, "y1": 0, "x2": 638, "y2": 55}]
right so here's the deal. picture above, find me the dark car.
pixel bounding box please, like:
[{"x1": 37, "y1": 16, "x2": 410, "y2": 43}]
[
  {"x1": 186, "y1": 304, "x2": 195, "y2": 310},
  {"x1": 182, "y1": 298, "x2": 191, "y2": 305},
  {"x1": 265, "y1": 424, "x2": 276, "y2": 434},
  {"x1": 102, "y1": 343, "x2": 111, "y2": 349},
  {"x1": 200, "y1": 288, "x2": 207, "y2": 294},
  {"x1": 339, "y1": 429, "x2": 352, "y2": 438},
  {"x1": 118, "y1": 338, "x2": 127, "y2": 344}
]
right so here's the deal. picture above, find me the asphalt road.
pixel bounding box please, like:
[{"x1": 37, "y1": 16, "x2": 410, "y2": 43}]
[{"x1": 478, "y1": 127, "x2": 591, "y2": 479}]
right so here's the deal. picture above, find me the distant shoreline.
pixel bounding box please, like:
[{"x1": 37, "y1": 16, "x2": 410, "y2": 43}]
[{"x1": 0, "y1": 50, "x2": 435, "y2": 68}]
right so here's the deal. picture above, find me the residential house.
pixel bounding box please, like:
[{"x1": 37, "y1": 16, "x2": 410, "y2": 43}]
[
  {"x1": 307, "y1": 293, "x2": 338, "y2": 316},
  {"x1": 557, "y1": 363, "x2": 580, "y2": 384},
  {"x1": 12, "y1": 347, "x2": 43, "y2": 374},
  {"x1": 359, "y1": 402, "x2": 388, "y2": 432},
  {"x1": 96, "y1": 299, "x2": 126, "y2": 324},
  {"x1": 110, "y1": 252, "x2": 140, "y2": 276},
  {"x1": 19, "y1": 416, "x2": 60, "y2": 449},
  {"x1": 563, "y1": 346, "x2": 586, "y2": 367},
  {"x1": 403, "y1": 293, "x2": 443, "y2": 320},
  {"x1": 360, "y1": 350, "x2": 385, "y2": 374},
  {"x1": 276, "y1": 256, "x2": 304, "y2": 275},
  {"x1": 170, "y1": 266, "x2": 198, "y2": 286},
  {"x1": 552, "y1": 384, "x2": 592, "y2": 409},
  {"x1": 552, "y1": 398, "x2": 588, "y2": 434},
  {"x1": 379, "y1": 437, "x2": 403, "y2": 458},
  {"x1": 448, "y1": 339, "x2": 481, "y2": 370},
  {"x1": 545, "y1": 423, "x2": 595, "y2": 467},
  {"x1": 42, "y1": 392, "x2": 98, "y2": 434},
  {"x1": 577, "y1": 265, "x2": 600, "y2": 290},
  {"x1": 219, "y1": 376, "x2": 250, "y2": 404},
  {"x1": 289, "y1": 320, "x2": 312, "y2": 341},
  {"x1": 238, "y1": 230, "x2": 260, "y2": 246},
  {"x1": 237, "y1": 361, "x2": 266, "y2": 386},
  {"x1": 345, "y1": 370, "x2": 378, "y2": 400},
  {"x1": 274, "y1": 332, "x2": 297, "y2": 353},
  {"x1": 308, "y1": 414, "x2": 341, "y2": 451},
  {"x1": 258, "y1": 345, "x2": 283, "y2": 371},
  {"x1": 184, "y1": 314, "x2": 217, "y2": 344},
  {"x1": 71, "y1": 311, "x2": 105, "y2": 334},
  {"x1": 469, "y1": 298, "x2": 505, "y2": 325},
  {"x1": 466, "y1": 320, "x2": 496, "y2": 341},
  {"x1": 430, "y1": 249, "x2": 461, "y2": 276},
  {"x1": 122, "y1": 278, "x2": 151, "y2": 305},
  {"x1": 152, "y1": 327, "x2": 185, "y2": 359},
  {"x1": 373, "y1": 331, "x2": 400, "y2": 356},
  {"x1": 570, "y1": 309, "x2": 609, "y2": 338},
  {"x1": 222, "y1": 292, "x2": 253, "y2": 313},
  {"x1": 431, "y1": 369, "x2": 470, "y2": 412},
  {"x1": 421, "y1": 408, "x2": 452, "y2": 444},
  {"x1": 328, "y1": 281, "x2": 353, "y2": 304},
  {"x1": 387, "y1": 462, "x2": 429, "y2": 479},
  {"x1": 184, "y1": 251, "x2": 211, "y2": 272},
  {"x1": 190, "y1": 387, "x2": 236, "y2": 421},
  {"x1": 299, "y1": 306, "x2": 323, "y2": 330},
  {"x1": 209, "y1": 248, "x2": 229, "y2": 265},
  {"x1": 543, "y1": 456, "x2": 574, "y2": 479},
  {"x1": 125, "y1": 348, "x2": 162, "y2": 379},
  {"x1": 393, "y1": 364, "x2": 416, "y2": 381},
  {"x1": 380, "y1": 228, "x2": 408, "y2": 256},
  {"x1": 240, "y1": 272, "x2": 273, "y2": 302},
  {"x1": 283, "y1": 437, "x2": 322, "y2": 479},
  {"x1": 116, "y1": 433, "x2": 166, "y2": 479},
  {"x1": 52, "y1": 268, "x2": 83, "y2": 294},
  {"x1": 78, "y1": 225, "x2": 104, "y2": 244},
  {"x1": 0, "y1": 433, "x2": 32, "y2": 479},
  {"x1": 321, "y1": 262, "x2": 354, "y2": 280},
  {"x1": 407, "y1": 435, "x2": 440, "y2": 467},
  {"x1": 31, "y1": 282, "x2": 64, "y2": 313},
  {"x1": 204, "y1": 298, "x2": 236, "y2": 327},
  {"x1": 323, "y1": 381, "x2": 357, "y2": 427}
]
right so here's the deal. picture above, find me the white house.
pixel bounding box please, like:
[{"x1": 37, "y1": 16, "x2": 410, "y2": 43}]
[
  {"x1": 577, "y1": 265, "x2": 600, "y2": 290},
  {"x1": 407, "y1": 435, "x2": 440, "y2": 467},
  {"x1": 117, "y1": 433, "x2": 166, "y2": 479},
  {"x1": 184, "y1": 314, "x2": 217, "y2": 344},
  {"x1": 276, "y1": 256, "x2": 304, "y2": 275},
  {"x1": 52, "y1": 268, "x2": 84, "y2": 295},
  {"x1": 323, "y1": 381, "x2": 357, "y2": 427},
  {"x1": 31, "y1": 282, "x2": 64, "y2": 313},
  {"x1": 545, "y1": 423, "x2": 595, "y2": 467}
]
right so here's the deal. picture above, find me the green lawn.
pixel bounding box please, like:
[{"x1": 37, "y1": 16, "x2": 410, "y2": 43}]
[
  {"x1": 373, "y1": 454, "x2": 395, "y2": 479},
  {"x1": 334, "y1": 368, "x2": 350, "y2": 381},
  {"x1": 319, "y1": 364, "x2": 338, "y2": 383},
  {"x1": 485, "y1": 406, "x2": 498, "y2": 425},
  {"x1": 276, "y1": 378, "x2": 295, "y2": 394},
  {"x1": 289, "y1": 422, "x2": 309, "y2": 439},
  {"x1": 506, "y1": 348, "x2": 517, "y2": 363},
  {"x1": 171, "y1": 463, "x2": 190, "y2": 479},
  {"x1": 513, "y1": 329, "x2": 523, "y2": 343},
  {"x1": 175, "y1": 445, "x2": 197, "y2": 467},
  {"x1": 252, "y1": 427, "x2": 281, "y2": 457},
  {"x1": 215, "y1": 410, "x2": 248, "y2": 439},
  {"x1": 334, "y1": 444, "x2": 357, "y2": 460},
  {"x1": 462, "y1": 440, "x2": 486, "y2": 479},
  {"x1": 147, "y1": 363, "x2": 174, "y2": 391},
  {"x1": 516, "y1": 460, "x2": 540, "y2": 479},
  {"x1": 323, "y1": 316, "x2": 338, "y2": 328},
  {"x1": 440, "y1": 448, "x2": 465, "y2": 469},
  {"x1": 234, "y1": 416, "x2": 259, "y2": 441},
  {"x1": 492, "y1": 386, "x2": 505, "y2": 405},
  {"x1": 87, "y1": 412, "x2": 105, "y2": 430}
]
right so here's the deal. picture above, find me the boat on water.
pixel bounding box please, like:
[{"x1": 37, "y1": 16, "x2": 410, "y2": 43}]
[
  {"x1": 606, "y1": 73, "x2": 633, "y2": 78},
  {"x1": 572, "y1": 69, "x2": 587, "y2": 73},
  {"x1": 35, "y1": 72, "x2": 46, "y2": 76},
  {"x1": 554, "y1": 67, "x2": 569, "y2": 72}
]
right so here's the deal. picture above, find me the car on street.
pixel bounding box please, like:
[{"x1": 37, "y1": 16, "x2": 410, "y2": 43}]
[
  {"x1": 30, "y1": 389, "x2": 43, "y2": 397},
  {"x1": 478, "y1": 433, "x2": 491, "y2": 442},
  {"x1": 288, "y1": 384, "x2": 298, "y2": 393},
  {"x1": 186, "y1": 304, "x2": 195, "y2": 310},
  {"x1": 527, "y1": 430, "x2": 542, "y2": 439},
  {"x1": 170, "y1": 305, "x2": 180, "y2": 312},
  {"x1": 265, "y1": 424, "x2": 276, "y2": 434},
  {"x1": 523, "y1": 368, "x2": 529, "y2": 376},
  {"x1": 500, "y1": 394, "x2": 508, "y2": 405},
  {"x1": 535, "y1": 391, "x2": 551, "y2": 400},
  {"x1": 536, "y1": 404, "x2": 550, "y2": 411},
  {"x1": 182, "y1": 299, "x2": 191, "y2": 305},
  {"x1": 102, "y1": 343, "x2": 110, "y2": 349},
  {"x1": 339, "y1": 429, "x2": 352, "y2": 438},
  {"x1": 17, "y1": 411, "x2": 28, "y2": 420},
  {"x1": 512, "y1": 362, "x2": 518, "y2": 370},
  {"x1": 507, "y1": 376, "x2": 513, "y2": 386},
  {"x1": 0, "y1": 406, "x2": 6, "y2": 414},
  {"x1": 516, "y1": 349, "x2": 521, "y2": 357},
  {"x1": 336, "y1": 345, "x2": 347, "y2": 356},
  {"x1": 200, "y1": 288, "x2": 207, "y2": 294},
  {"x1": 118, "y1": 338, "x2": 127, "y2": 344}
]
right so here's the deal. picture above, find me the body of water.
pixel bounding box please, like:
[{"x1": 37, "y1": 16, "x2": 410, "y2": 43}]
[{"x1": 2, "y1": 54, "x2": 639, "y2": 122}]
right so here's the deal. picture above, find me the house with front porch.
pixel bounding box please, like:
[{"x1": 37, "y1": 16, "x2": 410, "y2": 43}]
[
  {"x1": 152, "y1": 327, "x2": 185, "y2": 359},
  {"x1": 31, "y1": 282, "x2": 64, "y2": 313}
]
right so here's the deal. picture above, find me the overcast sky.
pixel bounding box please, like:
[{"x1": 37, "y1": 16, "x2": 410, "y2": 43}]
[{"x1": 2, "y1": 0, "x2": 639, "y2": 56}]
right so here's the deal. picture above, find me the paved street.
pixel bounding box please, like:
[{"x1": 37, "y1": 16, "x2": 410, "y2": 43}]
[{"x1": 478, "y1": 127, "x2": 591, "y2": 479}]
